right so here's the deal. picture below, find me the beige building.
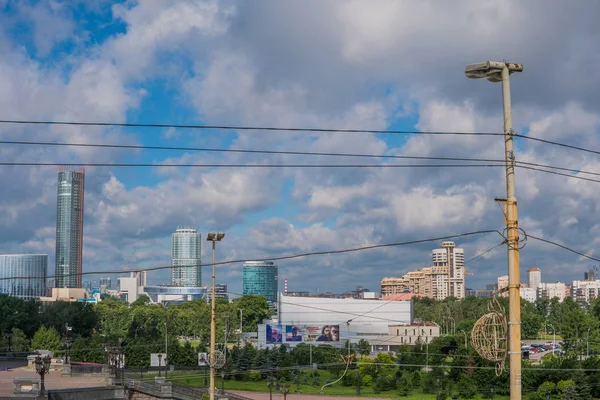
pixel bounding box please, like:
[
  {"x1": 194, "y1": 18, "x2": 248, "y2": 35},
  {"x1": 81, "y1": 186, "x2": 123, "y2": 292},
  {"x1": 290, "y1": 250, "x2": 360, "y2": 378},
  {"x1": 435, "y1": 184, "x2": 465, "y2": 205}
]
[
  {"x1": 368, "y1": 321, "x2": 441, "y2": 353},
  {"x1": 497, "y1": 275, "x2": 509, "y2": 297},
  {"x1": 381, "y1": 242, "x2": 466, "y2": 300},
  {"x1": 39, "y1": 288, "x2": 86, "y2": 302}
]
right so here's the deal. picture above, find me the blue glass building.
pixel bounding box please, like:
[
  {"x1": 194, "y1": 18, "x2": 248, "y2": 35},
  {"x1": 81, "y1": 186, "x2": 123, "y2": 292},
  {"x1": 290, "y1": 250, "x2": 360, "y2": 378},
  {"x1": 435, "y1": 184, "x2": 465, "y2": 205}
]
[
  {"x1": 242, "y1": 261, "x2": 278, "y2": 303},
  {"x1": 0, "y1": 254, "x2": 47, "y2": 299},
  {"x1": 55, "y1": 167, "x2": 85, "y2": 288},
  {"x1": 171, "y1": 227, "x2": 202, "y2": 287}
]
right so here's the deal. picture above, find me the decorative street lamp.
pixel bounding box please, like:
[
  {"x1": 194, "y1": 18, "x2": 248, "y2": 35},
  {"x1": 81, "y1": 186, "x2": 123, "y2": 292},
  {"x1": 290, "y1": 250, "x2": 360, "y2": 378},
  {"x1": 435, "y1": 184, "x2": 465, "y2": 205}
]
[
  {"x1": 266, "y1": 376, "x2": 277, "y2": 400},
  {"x1": 157, "y1": 353, "x2": 163, "y2": 377},
  {"x1": 64, "y1": 323, "x2": 73, "y2": 364},
  {"x1": 35, "y1": 355, "x2": 52, "y2": 396}
]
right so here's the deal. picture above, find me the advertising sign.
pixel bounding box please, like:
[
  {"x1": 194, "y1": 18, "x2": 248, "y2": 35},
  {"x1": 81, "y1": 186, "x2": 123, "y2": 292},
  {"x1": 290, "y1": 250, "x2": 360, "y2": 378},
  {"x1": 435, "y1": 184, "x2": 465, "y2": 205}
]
[
  {"x1": 308, "y1": 325, "x2": 340, "y2": 342},
  {"x1": 266, "y1": 324, "x2": 283, "y2": 344},
  {"x1": 285, "y1": 325, "x2": 303, "y2": 342},
  {"x1": 198, "y1": 352, "x2": 208, "y2": 366}
]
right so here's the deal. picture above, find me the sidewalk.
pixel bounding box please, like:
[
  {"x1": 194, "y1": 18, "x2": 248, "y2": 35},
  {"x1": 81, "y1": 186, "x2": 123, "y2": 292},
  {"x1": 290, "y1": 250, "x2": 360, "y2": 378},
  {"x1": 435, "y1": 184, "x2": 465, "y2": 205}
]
[{"x1": 0, "y1": 368, "x2": 106, "y2": 397}]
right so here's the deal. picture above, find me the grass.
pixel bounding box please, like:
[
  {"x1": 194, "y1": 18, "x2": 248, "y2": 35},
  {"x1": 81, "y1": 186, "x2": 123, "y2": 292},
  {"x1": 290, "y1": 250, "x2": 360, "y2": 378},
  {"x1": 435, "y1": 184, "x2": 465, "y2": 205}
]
[{"x1": 160, "y1": 369, "x2": 509, "y2": 399}]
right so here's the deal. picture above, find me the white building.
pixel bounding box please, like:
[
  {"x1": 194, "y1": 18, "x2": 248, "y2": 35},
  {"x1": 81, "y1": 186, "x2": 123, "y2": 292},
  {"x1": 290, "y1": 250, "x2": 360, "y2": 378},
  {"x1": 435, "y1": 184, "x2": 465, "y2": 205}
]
[
  {"x1": 118, "y1": 277, "x2": 139, "y2": 303},
  {"x1": 497, "y1": 275, "x2": 509, "y2": 297},
  {"x1": 572, "y1": 280, "x2": 600, "y2": 303},
  {"x1": 520, "y1": 287, "x2": 537, "y2": 303},
  {"x1": 432, "y1": 241, "x2": 465, "y2": 299},
  {"x1": 527, "y1": 267, "x2": 542, "y2": 290},
  {"x1": 255, "y1": 294, "x2": 436, "y2": 353},
  {"x1": 537, "y1": 282, "x2": 566, "y2": 302}
]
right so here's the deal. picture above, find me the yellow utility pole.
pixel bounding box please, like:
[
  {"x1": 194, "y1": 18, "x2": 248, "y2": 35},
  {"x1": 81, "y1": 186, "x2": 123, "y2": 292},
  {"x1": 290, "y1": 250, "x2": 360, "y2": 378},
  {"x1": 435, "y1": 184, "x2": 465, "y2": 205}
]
[
  {"x1": 465, "y1": 61, "x2": 523, "y2": 400},
  {"x1": 207, "y1": 232, "x2": 225, "y2": 400}
]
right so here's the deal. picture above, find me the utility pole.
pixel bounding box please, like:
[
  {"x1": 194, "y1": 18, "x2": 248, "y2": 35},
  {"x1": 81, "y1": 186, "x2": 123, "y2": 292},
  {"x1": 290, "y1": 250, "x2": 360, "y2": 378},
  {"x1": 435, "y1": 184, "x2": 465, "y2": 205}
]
[
  {"x1": 465, "y1": 61, "x2": 524, "y2": 400},
  {"x1": 207, "y1": 232, "x2": 225, "y2": 400}
]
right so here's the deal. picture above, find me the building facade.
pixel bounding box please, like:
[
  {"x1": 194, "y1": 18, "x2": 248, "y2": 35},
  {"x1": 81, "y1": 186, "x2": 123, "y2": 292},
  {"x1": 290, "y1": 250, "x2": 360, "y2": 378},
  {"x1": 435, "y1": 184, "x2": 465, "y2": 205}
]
[
  {"x1": 380, "y1": 242, "x2": 465, "y2": 300},
  {"x1": 171, "y1": 227, "x2": 202, "y2": 287},
  {"x1": 572, "y1": 280, "x2": 600, "y2": 303},
  {"x1": 55, "y1": 167, "x2": 85, "y2": 288},
  {"x1": 99, "y1": 277, "x2": 112, "y2": 293},
  {"x1": 537, "y1": 282, "x2": 566, "y2": 302},
  {"x1": 497, "y1": 275, "x2": 509, "y2": 297},
  {"x1": 527, "y1": 267, "x2": 541, "y2": 290},
  {"x1": 242, "y1": 261, "x2": 278, "y2": 303},
  {"x1": 0, "y1": 255, "x2": 47, "y2": 300},
  {"x1": 520, "y1": 287, "x2": 537, "y2": 303}
]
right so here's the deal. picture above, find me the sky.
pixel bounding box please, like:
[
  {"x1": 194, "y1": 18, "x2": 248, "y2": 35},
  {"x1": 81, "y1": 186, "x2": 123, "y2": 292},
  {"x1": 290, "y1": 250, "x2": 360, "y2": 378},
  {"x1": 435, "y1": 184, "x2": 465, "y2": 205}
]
[{"x1": 1, "y1": 0, "x2": 600, "y2": 294}]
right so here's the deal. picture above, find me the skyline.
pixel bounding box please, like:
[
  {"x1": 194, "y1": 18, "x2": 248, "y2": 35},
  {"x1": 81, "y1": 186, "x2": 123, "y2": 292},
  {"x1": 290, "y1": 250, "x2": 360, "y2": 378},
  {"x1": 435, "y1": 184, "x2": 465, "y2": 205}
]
[{"x1": 1, "y1": 1, "x2": 600, "y2": 295}]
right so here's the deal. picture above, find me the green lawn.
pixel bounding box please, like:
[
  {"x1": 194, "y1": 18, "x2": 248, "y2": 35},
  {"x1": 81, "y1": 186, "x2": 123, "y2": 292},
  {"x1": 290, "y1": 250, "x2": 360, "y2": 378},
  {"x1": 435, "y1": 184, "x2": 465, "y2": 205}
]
[{"x1": 160, "y1": 369, "x2": 509, "y2": 399}]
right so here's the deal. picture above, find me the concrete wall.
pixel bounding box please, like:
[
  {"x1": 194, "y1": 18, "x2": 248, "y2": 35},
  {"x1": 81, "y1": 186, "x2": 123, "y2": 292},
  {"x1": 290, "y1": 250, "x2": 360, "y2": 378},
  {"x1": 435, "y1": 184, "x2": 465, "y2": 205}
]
[{"x1": 48, "y1": 386, "x2": 124, "y2": 400}]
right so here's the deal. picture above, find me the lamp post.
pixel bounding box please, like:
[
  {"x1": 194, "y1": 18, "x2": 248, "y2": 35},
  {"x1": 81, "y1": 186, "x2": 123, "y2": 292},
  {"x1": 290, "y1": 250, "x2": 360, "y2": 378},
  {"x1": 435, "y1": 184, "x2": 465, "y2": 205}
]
[
  {"x1": 460, "y1": 330, "x2": 468, "y2": 349},
  {"x1": 465, "y1": 60, "x2": 524, "y2": 400},
  {"x1": 548, "y1": 324, "x2": 556, "y2": 350},
  {"x1": 238, "y1": 308, "x2": 243, "y2": 347},
  {"x1": 587, "y1": 327, "x2": 591, "y2": 358},
  {"x1": 448, "y1": 317, "x2": 456, "y2": 336},
  {"x1": 164, "y1": 322, "x2": 168, "y2": 378},
  {"x1": 35, "y1": 355, "x2": 51, "y2": 397},
  {"x1": 266, "y1": 375, "x2": 277, "y2": 400},
  {"x1": 157, "y1": 354, "x2": 162, "y2": 377},
  {"x1": 207, "y1": 231, "x2": 225, "y2": 400}
]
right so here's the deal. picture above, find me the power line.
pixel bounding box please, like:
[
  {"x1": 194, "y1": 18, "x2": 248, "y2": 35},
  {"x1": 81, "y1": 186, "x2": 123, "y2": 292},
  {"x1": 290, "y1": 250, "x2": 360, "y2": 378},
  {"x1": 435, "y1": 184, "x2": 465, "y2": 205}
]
[
  {"x1": 0, "y1": 230, "x2": 501, "y2": 281},
  {"x1": 464, "y1": 242, "x2": 506, "y2": 265},
  {"x1": 0, "y1": 139, "x2": 506, "y2": 163},
  {"x1": 518, "y1": 165, "x2": 600, "y2": 184},
  {"x1": 0, "y1": 119, "x2": 505, "y2": 137},
  {"x1": 527, "y1": 234, "x2": 600, "y2": 263},
  {"x1": 0, "y1": 161, "x2": 507, "y2": 169}
]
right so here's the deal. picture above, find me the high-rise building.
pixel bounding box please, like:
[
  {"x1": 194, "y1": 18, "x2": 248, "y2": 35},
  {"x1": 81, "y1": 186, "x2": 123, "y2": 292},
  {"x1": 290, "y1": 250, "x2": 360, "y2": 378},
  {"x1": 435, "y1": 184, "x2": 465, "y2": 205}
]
[
  {"x1": 537, "y1": 282, "x2": 566, "y2": 302},
  {"x1": 242, "y1": 261, "x2": 278, "y2": 303},
  {"x1": 585, "y1": 268, "x2": 597, "y2": 281},
  {"x1": 55, "y1": 167, "x2": 85, "y2": 288},
  {"x1": 99, "y1": 277, "x2": 112, "y2": 293},
  {"x1": 131, "y1": 271, "x2": 147, "y2": 287},
  {"x1": 171, "y1": 227, "x2": 202, "y2": 287},
  {"x1": 527, "y1": 267, "x2": 541, "y2": 290},
  {"x1": 83, "y1": 281, "x2": 92, "y2": 291},
  {"x1": 0, "y1": 254, "x2": 47, "y2": 300},
  {"x1": 432, "y1": 241, "x2": 465, "y2": 299}
]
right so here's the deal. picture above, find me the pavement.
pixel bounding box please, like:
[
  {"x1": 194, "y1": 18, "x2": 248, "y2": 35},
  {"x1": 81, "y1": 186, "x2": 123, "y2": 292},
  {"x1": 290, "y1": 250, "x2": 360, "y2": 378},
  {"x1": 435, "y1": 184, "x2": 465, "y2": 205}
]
[
  {"x1": 228, "y1": 390, "x2": 392, "y2": 400},
  {"x1": 0, "y1": 367, "x2": 106, "y2": 397}
]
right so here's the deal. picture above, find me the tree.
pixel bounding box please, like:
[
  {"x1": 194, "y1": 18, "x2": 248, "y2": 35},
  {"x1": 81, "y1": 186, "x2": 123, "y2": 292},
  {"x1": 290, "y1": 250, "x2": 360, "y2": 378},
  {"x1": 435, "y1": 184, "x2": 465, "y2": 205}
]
[
  {"x1": 31, "y1": 326, "x2": 61, "y2": 353},
  {"x1": 358, "y1": 339, "x2": 370, "y2": 357},
  {"x1": 232, "y1": 295, "x2": 271, "y2": 332},
  {"x1": 561, "y1": 385, "x2": 580, "y2": 400},
  {"x1": 397, "y1": 375, "x2": 412, "y2": 396},
  {"x1": 10, "y1": 328, "x2": 29, "y2": 351},
  {"x1": 537, "y1": 381, "x2": 556, "y2": 400}
]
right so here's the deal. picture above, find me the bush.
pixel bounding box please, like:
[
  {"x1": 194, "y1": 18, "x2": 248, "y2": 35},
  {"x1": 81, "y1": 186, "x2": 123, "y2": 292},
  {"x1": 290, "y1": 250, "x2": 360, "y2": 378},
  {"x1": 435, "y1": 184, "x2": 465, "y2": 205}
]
[
  {"x1": 248, "y1": 370, "x2": 262, "y2": 382},
  {"x1": 341, "y1": 370, "x2": 357, "y2": 387},
  {"x1": 398, "y1": 376, "x2": 412, "y2": 396},
  {"x1": 411, "y1": 371, "x2": 421, "y2": 387},
  {"x1": 537, "y1": 381, "x2": 556, "y2": 400},
  {"x1": 361, "y1": 374, "x2": 373, "y2": 387}
]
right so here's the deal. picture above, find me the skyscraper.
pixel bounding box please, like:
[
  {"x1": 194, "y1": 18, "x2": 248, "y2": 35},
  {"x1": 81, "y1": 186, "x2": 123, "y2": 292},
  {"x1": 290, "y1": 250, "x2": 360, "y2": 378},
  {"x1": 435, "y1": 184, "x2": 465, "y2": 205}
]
[
  {"x1": 171, "y1": 227, "x2": 202, "y2": 287},
  {"x1": 242, "y1": 261, "x2": 278, "y2": 303},
  {"x1": 527, "y1": 267, "x2": 542, "y2": 289},
  {"x1": 55, "y1": 167, "x2": 85, "y2": 288},
  {"x1": 432, "y1": 241, "x2": 465, "y2": 299},
  {"x1": 0, "y1": 254, "x2": 47, "y2": 300}
]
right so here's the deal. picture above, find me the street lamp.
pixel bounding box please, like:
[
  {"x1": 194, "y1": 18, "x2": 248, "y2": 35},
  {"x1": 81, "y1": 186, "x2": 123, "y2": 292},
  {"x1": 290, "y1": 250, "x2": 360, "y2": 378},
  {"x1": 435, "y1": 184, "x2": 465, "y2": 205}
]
[
  {"x1": 207, "y1": 231, "x2": 225, "y2": 400},
  {"x1": 157, "y1": 353, "x2": 162, "y2": 377},
  {"x1": 587, "y1": 327, "x2": 591, "y2": 358},
  {"x1": 460, "y1": 330, "x2": 468, "y2": 349},
  {"x1": 164, "y1": 322, "x2": 168, "y2": 378},
  {"x1": 266, "y1": 375, "x2": 277, "y2": 400},
  {"x1": 35, "y1": 355, "x2": 51, "y2": 397},
  {"x1": 64, "y1": 324, "x2": 73, "y2": 365},
  {"x1": 465, "y1": 60, "x2": 523, "y2": 400},
  {"x1": 548, "y1": 324, "x2": 556, "y2": 350}
]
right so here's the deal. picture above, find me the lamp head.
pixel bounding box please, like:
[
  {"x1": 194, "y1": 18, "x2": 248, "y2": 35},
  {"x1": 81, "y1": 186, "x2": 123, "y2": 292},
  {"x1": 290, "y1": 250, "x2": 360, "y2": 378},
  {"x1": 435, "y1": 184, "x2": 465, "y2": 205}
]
[
  {"x1": 207, "y1": 232, "x2": 225, "y2": 241},
  {"x1": 465, "y1": 61, "x2": 523, "y2": 82}
]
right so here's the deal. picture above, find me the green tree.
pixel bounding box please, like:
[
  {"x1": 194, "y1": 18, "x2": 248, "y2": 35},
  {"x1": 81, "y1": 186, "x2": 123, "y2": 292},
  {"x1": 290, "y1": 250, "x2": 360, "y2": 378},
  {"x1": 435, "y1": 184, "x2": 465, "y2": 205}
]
[
  {"x1": 537, "y1": 381, "x2": 556, "y2": 400},
  {"x1": 397, "y1": 375, "x2": 412, "y2": 396},
  {"x1": 70, "y1": 336, "x2": 104, "y2": 363},
  {"x1": 10, "y1": 328, "x2": 29, "y2": 351},
  {"x1": 232, "y1": 295, "x2": 271, "y2": 332},
  {"x1": 358, "y1": 339, "x2": 370, "y2": 357},
  {"x1": 560, "y1": 308, "x2": 596, "y2": 356},
  {"x1": 30, "y1": 326, "x2": 61, "y2": 352}
]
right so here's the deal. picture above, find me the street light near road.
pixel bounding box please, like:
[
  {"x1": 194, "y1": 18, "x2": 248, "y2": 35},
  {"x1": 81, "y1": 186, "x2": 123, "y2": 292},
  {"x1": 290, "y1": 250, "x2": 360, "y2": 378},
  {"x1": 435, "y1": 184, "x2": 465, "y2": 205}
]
[
  {"x1": 207, "y1": 232, "x2": 225, "y2": 400},
  {"x1": 548, "y1": 324, "x2": 556, "y2": 350},
  {"x1": 465, "y1": 60, "x2": 523, "y2": 400}
]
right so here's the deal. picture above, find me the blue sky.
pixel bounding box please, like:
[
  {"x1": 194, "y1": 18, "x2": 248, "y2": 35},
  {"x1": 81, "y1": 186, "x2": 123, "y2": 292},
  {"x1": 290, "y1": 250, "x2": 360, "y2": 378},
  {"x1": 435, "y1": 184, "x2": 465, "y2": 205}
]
[{"x1": 1, "y1": 0, "x2": 600, "y2": 295}]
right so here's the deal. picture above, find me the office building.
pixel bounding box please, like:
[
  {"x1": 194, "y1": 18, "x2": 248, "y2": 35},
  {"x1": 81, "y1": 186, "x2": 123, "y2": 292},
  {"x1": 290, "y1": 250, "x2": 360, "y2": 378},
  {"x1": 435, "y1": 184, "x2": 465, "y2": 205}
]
[
  {"x1": 83, "y1": 281, "x2": 92, "y2": 291},
  {"x1": 585, "y1": 269, "x2": 597, "y2": 281},
  {"x1": 171, "y1": 227, "x2": 202, "y2": 287},
  {"x1": 527, "y1": 267, "x2": 542, "y2": 290},
  {"x1": 242, "y1": 261, "x2": 278, "y2": 303},
  {"x1": 0, "y1": 255, "x2": 47, "y2": 300},
  {"x1": 131, "y1": 271, "x2": 147, "y2": 287},
  {"x1": 55, "y1": 167, "x2": 85, "y2": 288},
  {"x1": 99, "y1": 277, "x2": 112, "y2": 293}
]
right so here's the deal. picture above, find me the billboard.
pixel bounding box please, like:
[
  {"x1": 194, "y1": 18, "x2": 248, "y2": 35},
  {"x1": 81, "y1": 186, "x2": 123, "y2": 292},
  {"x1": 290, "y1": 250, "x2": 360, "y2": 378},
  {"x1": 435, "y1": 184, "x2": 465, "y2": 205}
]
[
  {"x1": 266, "y1": 324, "x2": 283, "y2": 344},
  {"x1": 198, "y1": 352, "x2": 208, "y2": 367},
  {"x1": 285, "y1": 325, "x2": 303, "y2": 342},
  {"x1": 150, "y1": 353, "x2": 167, "y2": 367},
  {"x1": 305, "y1": 325, "x2": 340, "y2": 342}
]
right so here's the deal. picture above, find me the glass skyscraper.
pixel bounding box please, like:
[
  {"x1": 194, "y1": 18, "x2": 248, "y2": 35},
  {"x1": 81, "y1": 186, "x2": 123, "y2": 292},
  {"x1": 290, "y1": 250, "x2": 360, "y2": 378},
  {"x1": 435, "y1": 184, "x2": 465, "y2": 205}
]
[
  {"x1": 55, "y1": 167, "x2": 85, "y2": 288},
  {"x1": 242, "y1": 261, "x2": 278, "y2": 303},
  {"x1": 0, "y1": 255, "x2": 47, "y2": 299},
  {"x1": 171, "y1": 227, "x2": 202, "y2": 287}
]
